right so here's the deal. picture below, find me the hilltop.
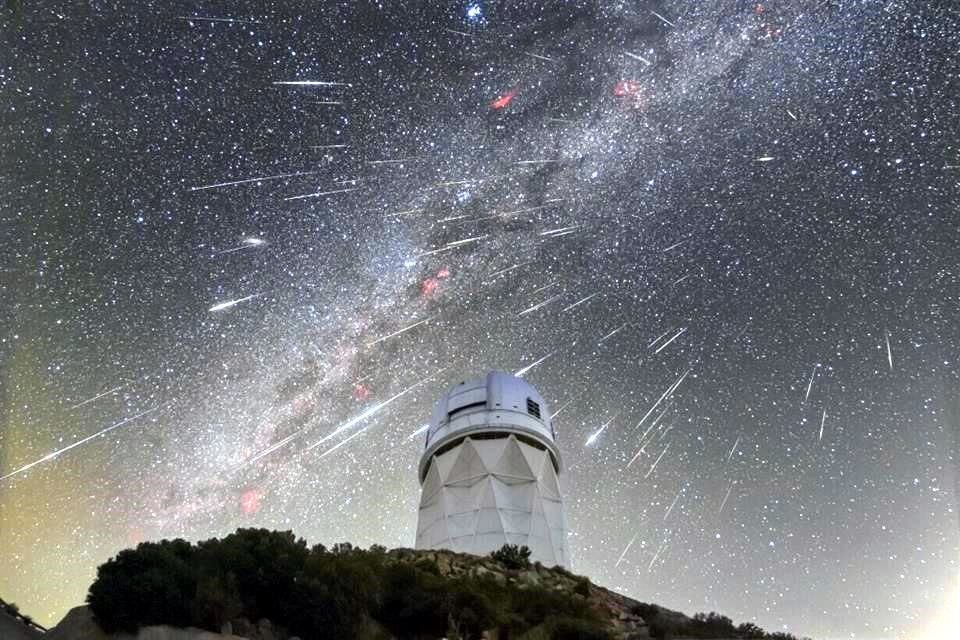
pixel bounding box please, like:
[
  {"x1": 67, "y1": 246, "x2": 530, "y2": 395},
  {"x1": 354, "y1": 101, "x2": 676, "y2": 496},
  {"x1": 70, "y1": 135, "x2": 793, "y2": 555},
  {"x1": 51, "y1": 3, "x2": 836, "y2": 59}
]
[{"x1": 30, "y1": 529, "x2": 808, "y2": 640}]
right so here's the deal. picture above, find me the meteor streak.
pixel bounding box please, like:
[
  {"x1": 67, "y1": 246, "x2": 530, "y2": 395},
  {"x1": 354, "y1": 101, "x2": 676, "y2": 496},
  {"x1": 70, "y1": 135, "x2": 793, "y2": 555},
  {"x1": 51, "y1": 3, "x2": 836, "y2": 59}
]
[
  {"x1": 885, "y1": 330, "x2": 893, "y2": 371},
  {"x1": 215, "y1": 237, "x2": 268, "y2": 255},
  {"x1": 406, "y1": 423, "x2": 430, "y2": 440},
  {"x1": 367, "y1": 317, "x2": 434, "y2": 347},
  {"x1": 718, "y1": 481, "x2": 735, "y2": 514},
  {"x1": 178, "y1": 16, "x2": 261, "y2": 24},
  {"x1": 804, "y1": 365, "x2": 817, "y2": 402},
  {"x1": 518, "y1": 293, "x2": 564, "y2": 316},
  {"x1": 524, "y1": 52, "x2": 556, "y2": 62},
  {"x1": 615, "y1": 533, "x2": 639, "y2": 567},
  {"x1": 306, "y1": 369, "x2": 446, "y2": 451},
  {"x1": 444, "y1": 28, "x2": 477, "y2": 38},
  {"x1": 648, "y1": 327, "x2": 673, "y2": 349},
  {"x1": 585, "y1": 414, "x2": 617, "y2": 446},
  {"x1": 550, "y1": 399, "x2": 573, "y2": 419},
  {"x1": 644, "y1": 442, "x2": 671, "y2": 478},
  {"x1": 1, "y1": 406, "x2": 159, "y2": 481},
  {"x1": 318, "y1": 428, "x2": 367, "y2": 458},
  {"x1": 445, "y1": 234, "x2": 486, "y2": 247},
  {"x1": 633, "y1": 370, "x2": 690, "y2": 434},
  {"x1": 540, "y1": 225, "x2": 579, "y2": 237},
  {"x1": 243, "y1": 432, "x2": 302, "y2": 467},
  {"x1": 651, "y1": 11, "x2": 677, "y2": 27},
  {"x1": 272, "y1": 80, "x2": 349, "y2": 86},
  {"x1": 531, "y1": 281, "x2": 558, "y2": 295},
  {"x1": 189, "y1": 171, "x2": 318, "y2": 191},
  {"x1": 663, "y1": 486, "x2": 687, "y2": 520},
  {"x1": 625, "y1": 51, "x2": 652, "y2": 65},
  {"x1": 664, "y1": 487, "x2": 683, "y2": 520},
  {"x1": 647, "y1": 539, "x2": 669, "y2": 571},
  {"x1": 69, "y1": 384, "x2": 127, "y2": 410},
  {"x1": 726, "y1": 436, "x2": 741, "y2": 463},
  {"x1": 283, "y1": 187, "x2": 359, "y2": 201},
  {"x1": 819, "y1": 409, "x2": 827, "y2": 441},
  {"x1": 599, "y1": 323, "x2": 628, "y2": 344},
  {"x1": 514, "y1": 351, "x2": 555, "y2": 377},
  {"x1": 209, "y1": 294, "x2": 258, "y2": 312},
  {"x1": 563, "y1": 292, "x2": 598, "y2": 312},
  {"x1": 654, "y1": 327, "x2": 687, "y2": 354},
  {"x1": 367, "y1": 158, "x2": 420, "y2": 165},
  {"x1": 487, "y1": 261, "x2": 535, "y2": 279}
]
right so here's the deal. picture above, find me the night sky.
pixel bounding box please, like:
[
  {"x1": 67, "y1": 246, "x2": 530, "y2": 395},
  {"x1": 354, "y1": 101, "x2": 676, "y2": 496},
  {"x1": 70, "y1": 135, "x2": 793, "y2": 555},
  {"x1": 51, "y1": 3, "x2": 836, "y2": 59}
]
[{"x1": 1, "y1": 1, "x2": 958, "y2": 638}]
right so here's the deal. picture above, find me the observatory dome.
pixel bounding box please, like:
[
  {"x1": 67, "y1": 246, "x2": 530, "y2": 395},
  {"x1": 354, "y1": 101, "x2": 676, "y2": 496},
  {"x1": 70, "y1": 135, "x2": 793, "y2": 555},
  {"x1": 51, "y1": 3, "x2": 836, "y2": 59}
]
[{"x1": 415, "y1": 371, "x2": 568, "y2": 567}]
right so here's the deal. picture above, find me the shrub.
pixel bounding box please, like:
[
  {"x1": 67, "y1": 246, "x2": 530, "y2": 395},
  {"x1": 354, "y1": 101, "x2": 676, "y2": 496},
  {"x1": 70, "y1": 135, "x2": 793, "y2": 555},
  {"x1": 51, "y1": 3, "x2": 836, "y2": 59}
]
[
  {"x1": 377, "y1": 563, "x2": 448, "y2": 639},
  {"x1": 738, "y1": 621, "x2": 767, "y2": 638},
  {"x1": 490, "y1": 544, "x2": 532, "y2": 570},
  {"x1": 87, "y1": 539, "x2": 197, "y2": 633},
  {"x1": 573, "y1": 576, "x2": 591, "y2": 596}
]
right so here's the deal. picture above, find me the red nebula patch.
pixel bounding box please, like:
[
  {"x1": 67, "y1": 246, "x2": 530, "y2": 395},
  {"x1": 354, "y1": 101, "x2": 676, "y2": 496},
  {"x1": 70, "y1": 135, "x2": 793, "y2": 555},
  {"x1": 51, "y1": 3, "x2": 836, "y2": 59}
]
[
  {"x1": 240, "y1": 488, "x2": 264, "y2": 515},
  {"x1": 421, "y1": 277, "x2": 440, "y2": 297},
  {"x1": 490, "y1": 88, "x2": 518, "y2": 110},
  {"x1": 613, "y1": 80, "x2": 642, "y2": 97},
  {"x1": 352, "y1": 382, "x2": 371, "y2": 401},
  {"x1": 755, "y1": 3, "x2": 766, "y2": 14},
  {"x1": 420, "y1": 266, "x2": 451, "y2": 298}
]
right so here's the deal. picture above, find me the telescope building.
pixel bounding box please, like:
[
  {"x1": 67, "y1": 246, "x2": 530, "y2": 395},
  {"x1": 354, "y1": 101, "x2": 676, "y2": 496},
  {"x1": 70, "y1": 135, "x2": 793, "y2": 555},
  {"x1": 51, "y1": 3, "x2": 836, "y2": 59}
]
[{"x1": 414, "y1": 371, "x2": 568, "y2": 567}]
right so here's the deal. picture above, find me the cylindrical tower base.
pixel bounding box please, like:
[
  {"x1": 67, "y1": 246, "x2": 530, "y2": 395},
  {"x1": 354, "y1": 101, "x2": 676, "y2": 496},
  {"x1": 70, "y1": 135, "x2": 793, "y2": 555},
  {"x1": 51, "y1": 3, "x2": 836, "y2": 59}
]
[{"x1": 416, "y1": 433, "x2": 568, "y2": 567}]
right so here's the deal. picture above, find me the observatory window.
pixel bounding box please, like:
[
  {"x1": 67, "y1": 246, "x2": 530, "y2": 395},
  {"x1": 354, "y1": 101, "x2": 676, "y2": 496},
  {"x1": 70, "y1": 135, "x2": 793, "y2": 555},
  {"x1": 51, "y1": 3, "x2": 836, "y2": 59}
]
[
  {"x1": 448, "y1": 401, "x2": 485, "y2": 419},
  {"x1": 526, "y1": 398, "x2": 541, "y2": 419}
]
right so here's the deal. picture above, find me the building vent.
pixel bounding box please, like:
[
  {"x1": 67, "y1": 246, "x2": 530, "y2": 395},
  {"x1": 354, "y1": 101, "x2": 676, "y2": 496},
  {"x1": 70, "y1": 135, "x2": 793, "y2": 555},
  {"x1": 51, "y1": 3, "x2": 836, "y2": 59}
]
[{"x1": 526, "y1": 397, "x2": 541, "y2": 419}]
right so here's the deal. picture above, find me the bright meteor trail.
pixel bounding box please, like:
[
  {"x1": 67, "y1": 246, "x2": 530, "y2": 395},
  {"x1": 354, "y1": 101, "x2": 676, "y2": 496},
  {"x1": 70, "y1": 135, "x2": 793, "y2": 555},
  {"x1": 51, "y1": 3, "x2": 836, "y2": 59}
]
[{"x1": 1, "y1": 407, "x2": 159, "y2": 482}]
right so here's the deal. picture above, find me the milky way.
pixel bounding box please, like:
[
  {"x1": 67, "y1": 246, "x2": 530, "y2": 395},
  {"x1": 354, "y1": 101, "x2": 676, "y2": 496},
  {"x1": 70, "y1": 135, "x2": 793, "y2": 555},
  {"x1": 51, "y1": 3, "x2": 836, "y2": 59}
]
[{"x1": 1, "y1": 2, "x2": 958, "y2": 638}]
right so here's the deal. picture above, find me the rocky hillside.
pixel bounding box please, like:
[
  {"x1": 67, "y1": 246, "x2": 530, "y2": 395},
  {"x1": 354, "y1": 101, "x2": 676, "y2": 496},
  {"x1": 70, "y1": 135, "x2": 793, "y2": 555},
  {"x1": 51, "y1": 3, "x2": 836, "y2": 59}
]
[{"x1": 387, "y1": 547, "x2": 651, "y2": 639}]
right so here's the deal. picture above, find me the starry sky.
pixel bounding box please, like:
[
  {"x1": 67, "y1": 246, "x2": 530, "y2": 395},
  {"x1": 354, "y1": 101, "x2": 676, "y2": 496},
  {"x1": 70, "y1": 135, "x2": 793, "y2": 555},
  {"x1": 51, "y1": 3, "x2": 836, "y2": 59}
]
[{"x1": 1, "y1": 1, "x2": 958, "y2": 638}]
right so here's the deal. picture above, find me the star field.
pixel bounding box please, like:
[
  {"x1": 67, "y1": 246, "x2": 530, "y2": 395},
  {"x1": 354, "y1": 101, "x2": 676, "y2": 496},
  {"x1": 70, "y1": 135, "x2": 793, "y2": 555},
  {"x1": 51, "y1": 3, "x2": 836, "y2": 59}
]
[{"x1": 1, "y1": 2, "x2": 957, "y2": 639}]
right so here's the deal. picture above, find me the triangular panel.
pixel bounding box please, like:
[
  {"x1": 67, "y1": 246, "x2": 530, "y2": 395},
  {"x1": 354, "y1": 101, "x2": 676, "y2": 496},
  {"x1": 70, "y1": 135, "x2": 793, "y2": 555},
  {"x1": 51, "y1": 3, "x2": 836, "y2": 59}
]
[
  {"x1": 494, "y1": 436, "x2": 536, "y2": 482},
  {"x1": 473, "y1": 437, "x2": 508, "y2": 472}
]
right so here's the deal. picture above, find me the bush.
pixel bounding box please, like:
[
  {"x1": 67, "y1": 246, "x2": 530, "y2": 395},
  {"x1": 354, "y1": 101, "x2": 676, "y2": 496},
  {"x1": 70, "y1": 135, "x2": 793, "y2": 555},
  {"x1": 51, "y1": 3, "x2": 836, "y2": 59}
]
[
  {"x1": 739, "y1": 621, "x2": 767, "y2": 638},
  {"x1": 573, "y1": 576, "x2": 591, "y2": 596},
  {"x1": 87, "y1": 539, "x2": 197, "y2": 633},
  {"x1": 490, "y1": 544, "x2": 532, "y2": 570},
  {"x1": 377, "y1": 562, "x2": 448, "y2": 639}
]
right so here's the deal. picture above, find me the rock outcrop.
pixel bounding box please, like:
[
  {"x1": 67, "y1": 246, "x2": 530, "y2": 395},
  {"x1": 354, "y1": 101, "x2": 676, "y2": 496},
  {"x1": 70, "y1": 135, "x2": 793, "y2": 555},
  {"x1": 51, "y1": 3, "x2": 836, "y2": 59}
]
[
  {"x1": 0, "y1": 598, "x2": 44, "y2": 640},
  {"x1": 44, "y1": 606, "x2": 278, "y2": 640},
  {"x1": 386, "y1": 547, "x2": 651, "y2": 639}
]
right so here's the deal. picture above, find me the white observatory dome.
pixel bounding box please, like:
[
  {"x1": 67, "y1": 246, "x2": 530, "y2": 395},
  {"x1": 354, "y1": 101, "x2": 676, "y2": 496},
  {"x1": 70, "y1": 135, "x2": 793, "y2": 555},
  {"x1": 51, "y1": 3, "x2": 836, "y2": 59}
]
[{"x1": 415, "y1": 371, "x2": 569, "y2": 567}]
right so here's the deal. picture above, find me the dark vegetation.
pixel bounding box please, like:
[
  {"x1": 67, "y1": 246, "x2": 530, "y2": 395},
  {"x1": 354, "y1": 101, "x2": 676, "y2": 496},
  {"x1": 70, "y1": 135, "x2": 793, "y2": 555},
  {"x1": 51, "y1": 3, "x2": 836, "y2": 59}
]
[
  {"x1": 630, "y1": 605, "x2": 809, "y2": 640},
  {"x1": 489, "y1": 543, "x2": 532, "y2": 570},
  {"x1": 87, "y1": 529, "x2": 612, "y2": 640}
]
